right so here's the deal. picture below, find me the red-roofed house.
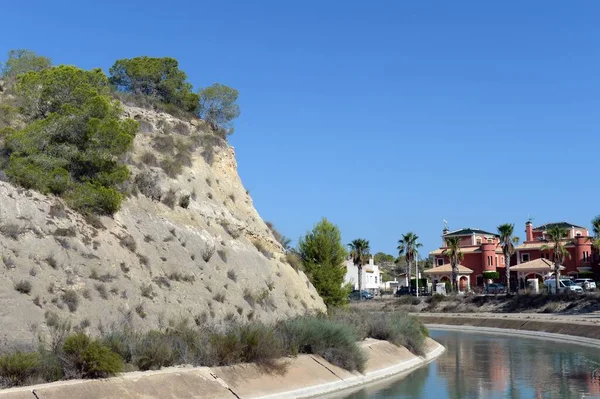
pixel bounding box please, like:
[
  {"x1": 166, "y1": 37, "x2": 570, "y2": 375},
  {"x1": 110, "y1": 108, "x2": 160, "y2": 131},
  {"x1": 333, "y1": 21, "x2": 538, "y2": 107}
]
[
  {"x1": 514, "y1": 221, "x2": 593, "y2": 279},
  {"x1": 429, "y1": 227, "x2": 506, "y2": 288}
]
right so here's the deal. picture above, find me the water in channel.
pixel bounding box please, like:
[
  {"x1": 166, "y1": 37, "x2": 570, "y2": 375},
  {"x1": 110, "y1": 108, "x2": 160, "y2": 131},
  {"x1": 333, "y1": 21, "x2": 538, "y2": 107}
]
[{"x1": 339, "y1": 330, "x2": 600, "y2": 399}]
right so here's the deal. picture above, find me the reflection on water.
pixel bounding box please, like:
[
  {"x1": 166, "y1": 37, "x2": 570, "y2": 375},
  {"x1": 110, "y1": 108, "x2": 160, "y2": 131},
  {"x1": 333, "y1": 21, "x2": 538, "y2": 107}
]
[{"x1": 340, "y1": 330, "x2": 600, "y2": 399}]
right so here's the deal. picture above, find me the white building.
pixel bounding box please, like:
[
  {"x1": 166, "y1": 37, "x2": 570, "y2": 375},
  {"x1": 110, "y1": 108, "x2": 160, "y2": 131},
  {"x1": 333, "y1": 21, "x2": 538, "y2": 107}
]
[{"x1": 344, "y1": 257, "x2": 381, "y2": 294}]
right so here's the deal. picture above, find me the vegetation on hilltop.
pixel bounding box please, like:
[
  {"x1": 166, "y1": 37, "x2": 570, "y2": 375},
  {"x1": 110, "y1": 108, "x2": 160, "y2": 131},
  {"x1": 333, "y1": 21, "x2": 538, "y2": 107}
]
[
  {"x1": 2, "y1": 64, "x2": 137, "y2": 214},
  {"x1": 0, "y1": 50, "x2": 241, "y2": 215},
  {"x1": 0, "y1": 49, "x2": 51, "y2": 84},
  {"x1": 109, "y1": 56, "x2": 199, "y2": 114}
]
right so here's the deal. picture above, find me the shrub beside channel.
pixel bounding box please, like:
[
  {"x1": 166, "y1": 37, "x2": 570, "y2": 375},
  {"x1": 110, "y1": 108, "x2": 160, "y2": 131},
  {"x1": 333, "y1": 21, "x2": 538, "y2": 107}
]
[{"x1": 0, "y1": 310, "x2": 428, "y2": 388}]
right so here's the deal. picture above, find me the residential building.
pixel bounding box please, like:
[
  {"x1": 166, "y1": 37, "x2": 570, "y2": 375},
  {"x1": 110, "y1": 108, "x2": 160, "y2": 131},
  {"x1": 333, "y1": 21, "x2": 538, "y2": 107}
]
[
  {"x1": 514, "y1": 221, "x2": 593, "y2": 279},
  {"x1": 428, "y1": 227, "x2": 505, "y2": 288},
  {"x1": 426, "y1": 220, "x2": 595, "y2": 290},
  {"x1": 344, "y1": 257, "x2": 381, "y2": 295}
]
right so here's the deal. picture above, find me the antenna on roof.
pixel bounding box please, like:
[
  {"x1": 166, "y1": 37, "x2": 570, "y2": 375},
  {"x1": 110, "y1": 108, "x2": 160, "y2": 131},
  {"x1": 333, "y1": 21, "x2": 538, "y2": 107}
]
[
  {"x1": 443, "y1": 219, "x2": 448, "y2": 231},
  {"x1": 527, "y1": 214, "x2": 535, "y2": 223}
]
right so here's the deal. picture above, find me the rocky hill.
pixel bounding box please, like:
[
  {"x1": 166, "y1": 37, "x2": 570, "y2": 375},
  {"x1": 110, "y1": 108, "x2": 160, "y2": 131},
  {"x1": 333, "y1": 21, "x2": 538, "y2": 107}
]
[{"x1": 0, "y1": 104, "x2": 325, "y2": 349}]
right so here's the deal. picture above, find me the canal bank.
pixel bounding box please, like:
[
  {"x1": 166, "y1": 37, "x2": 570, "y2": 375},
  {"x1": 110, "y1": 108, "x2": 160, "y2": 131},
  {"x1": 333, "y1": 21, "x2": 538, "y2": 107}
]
[
  {"x1": 417, "y1": 313, "x2": 600, "y2": 345},
  {"x1": 0, "y1": 338, "x2": 444, "y2": 399}
]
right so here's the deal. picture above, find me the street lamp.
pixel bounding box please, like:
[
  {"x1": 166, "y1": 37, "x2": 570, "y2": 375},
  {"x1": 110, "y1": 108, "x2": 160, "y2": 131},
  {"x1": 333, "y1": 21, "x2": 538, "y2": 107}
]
[{"x1": 415, "y1": 254, "x2": 419, "y2": 297}]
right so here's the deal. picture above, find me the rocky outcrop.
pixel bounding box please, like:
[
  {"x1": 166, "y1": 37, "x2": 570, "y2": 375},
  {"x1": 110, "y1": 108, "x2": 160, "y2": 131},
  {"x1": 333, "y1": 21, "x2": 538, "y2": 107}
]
[{"x1": 0, "y1": 105, "x2": 325, "y2": 348}]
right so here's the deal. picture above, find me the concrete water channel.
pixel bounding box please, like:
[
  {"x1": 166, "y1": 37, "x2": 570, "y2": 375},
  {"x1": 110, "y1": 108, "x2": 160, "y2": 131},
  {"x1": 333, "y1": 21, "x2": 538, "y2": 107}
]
[{"x1": 336, "y1": 329, "x2": 600, "y2": 399}]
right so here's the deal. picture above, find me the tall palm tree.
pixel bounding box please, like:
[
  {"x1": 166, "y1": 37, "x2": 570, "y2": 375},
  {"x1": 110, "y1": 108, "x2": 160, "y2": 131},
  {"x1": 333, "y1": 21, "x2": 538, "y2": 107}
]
[
  {"x1": 497, "y1": 224, "x2": 520, "y2": 294},
  {"x1": 397, "y1": 232, "x2": 422, "y2": 290},
  {"x1": 348, "y1": 238, "x2": 370, "y2": 297},
  {"x1": 541, "y1": 226, "x2": 570, "y2": 295},
  {"x1": 443, "y1": 236, "x2": 463, "y2": 292}
]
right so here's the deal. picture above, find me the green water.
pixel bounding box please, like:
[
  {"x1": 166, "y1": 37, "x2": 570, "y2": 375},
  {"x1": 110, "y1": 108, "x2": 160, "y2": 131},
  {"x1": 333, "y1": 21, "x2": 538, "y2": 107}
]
[{"x1": 340, "y1": 330, "x2": 600, "y2": 399}]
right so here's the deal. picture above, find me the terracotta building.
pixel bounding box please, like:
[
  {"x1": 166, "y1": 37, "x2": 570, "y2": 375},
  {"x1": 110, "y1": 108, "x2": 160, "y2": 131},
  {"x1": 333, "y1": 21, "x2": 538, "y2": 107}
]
[
  {"x1": 428, "y1": 221, "x2": 595, "y2": 290},
  {"x1": 429, "y1": 227, "x2": 506, "y2": 288},
  {"x1": 514, "y1": 221, "x2": 593, "y2": 278}
]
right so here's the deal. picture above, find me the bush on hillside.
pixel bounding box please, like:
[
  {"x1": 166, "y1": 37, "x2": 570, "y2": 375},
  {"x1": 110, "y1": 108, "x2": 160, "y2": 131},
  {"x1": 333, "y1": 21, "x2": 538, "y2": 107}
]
[
  {"x1": 266, "y1": 221, "x2": 291, "y2": 250},
  {"x1": 63, "y1": 333, "x2": 124, "y2": 378},
  {"x1": 0, "y1": 352, "x2": 40, "y2": 387},
  {"x1": 4, "y1": 65, "x2": 137, "y2": 215},
  {"x1": 198, "y1": 83, "x2": 240, "y2": 136},
  {"x1": 109, "y1": 57, "x2": 199, "y2": 113},
  {"x1": 1, "y1": 49, "x2": 51, "y2": 83}
]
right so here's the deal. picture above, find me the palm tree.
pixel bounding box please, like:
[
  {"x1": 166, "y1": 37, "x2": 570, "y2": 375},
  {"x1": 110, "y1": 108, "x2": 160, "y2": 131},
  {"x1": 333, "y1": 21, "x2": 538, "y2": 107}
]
[
  {"x1": 443, "y1": 236, "x2": 463, "y2": 292},
  {"x1": 348, "y1": 238, "x2": 370, "y2": 298},
  {"x1": 541, "y1": 226, "x2": 570, "y2": 295},
  {"x1": 497, "y1": 224, "x2": 520, "y2": 294},
  {"x1": 397, "y1": 232, "x2": 422, "y2": 291},
  {"x1": 590, "y1": 216, "x2": 600, "y2": 262}
]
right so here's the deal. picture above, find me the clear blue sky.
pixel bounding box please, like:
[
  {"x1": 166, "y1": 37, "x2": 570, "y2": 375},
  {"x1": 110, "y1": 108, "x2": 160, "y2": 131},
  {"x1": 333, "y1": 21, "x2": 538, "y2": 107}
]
[{"x1": 2, "y1": 1, "x2": 599, "y2": 255}]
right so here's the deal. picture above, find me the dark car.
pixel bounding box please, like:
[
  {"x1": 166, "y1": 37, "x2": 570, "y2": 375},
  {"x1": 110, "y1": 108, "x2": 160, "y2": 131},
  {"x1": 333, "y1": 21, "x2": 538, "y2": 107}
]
[
  {"x1": 485, "y1": 283, "x2": 506, "y2": 294},
  {"x1": 395, "y1": 287, "x2": 411, "y2": 297},
  {"x1": 349, "y1": 290, "x2": 373, "y2": 300}
]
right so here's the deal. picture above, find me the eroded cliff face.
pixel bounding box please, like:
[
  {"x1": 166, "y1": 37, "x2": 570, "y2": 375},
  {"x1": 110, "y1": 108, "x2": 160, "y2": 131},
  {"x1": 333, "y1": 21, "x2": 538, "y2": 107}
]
[{"x1": 0, "y1": 105, "x2": 325, "y2": 348}]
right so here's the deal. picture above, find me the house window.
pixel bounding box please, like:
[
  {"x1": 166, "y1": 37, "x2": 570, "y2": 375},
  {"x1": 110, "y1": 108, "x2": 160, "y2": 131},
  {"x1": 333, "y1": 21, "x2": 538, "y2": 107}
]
[
  {"x1": 487, "y1": 256, "x2": 493, "y2": 266},
  {"x1": 584, "y1": 251, "x2": 589, "y2": 262},
  {"x1": 487, "y1": 238, "x2": 493, "y2": 243},
  {"x1": 375, "y1": 276, "x2": 378, "y2": 284},
  {"x1": 521, "y1": 253, "x2": 530, "y2": 263},
  {"x1": 501, "y1": 256, "x2": 505, "y2": 265},
  {"x1": 476, "y1": 238, "x2": 482, "y2": 245},
  {"x1": 576, "y1": 231, "x2": 582, "y2": 237},
  {"x1": 437, "y1": 258, "x2": 444, "y2": 266}
]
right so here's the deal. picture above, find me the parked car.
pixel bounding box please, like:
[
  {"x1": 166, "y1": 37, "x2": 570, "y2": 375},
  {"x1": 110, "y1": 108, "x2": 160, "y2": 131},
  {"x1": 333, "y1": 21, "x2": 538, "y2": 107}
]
[
  {"x1": 574, "y1": 278, "x2": 597, "y2": 291},
  {"x1": 395, "y1": 286, "x2": 410, "y2": 297},
  {"x1": 484, "y1": 283, "x2": 506, "y2": 294},
  {"x1": 543, "y1": 279, "x2": 584, "y2": 294},
  {"x1": 349, "y1": 290, "x2": 373, "y2": 300}
]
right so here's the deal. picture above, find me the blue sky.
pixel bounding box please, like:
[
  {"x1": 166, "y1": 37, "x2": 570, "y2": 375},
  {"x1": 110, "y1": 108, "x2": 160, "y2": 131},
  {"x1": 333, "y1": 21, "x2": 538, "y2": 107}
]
[{"x1": 2, "y1": 1, "x2": 599, "y2": 255}]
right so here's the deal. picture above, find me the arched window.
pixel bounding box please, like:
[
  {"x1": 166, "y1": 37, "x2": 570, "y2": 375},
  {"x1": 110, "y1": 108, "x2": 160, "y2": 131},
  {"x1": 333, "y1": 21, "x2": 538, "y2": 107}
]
[{"x1": 476, "y1": 237, "x2": 482, "y2": 245}]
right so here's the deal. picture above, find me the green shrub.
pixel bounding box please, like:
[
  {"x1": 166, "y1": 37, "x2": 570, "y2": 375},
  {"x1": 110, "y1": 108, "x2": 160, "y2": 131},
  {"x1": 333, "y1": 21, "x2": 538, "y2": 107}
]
[
  {"x1": 14, "y1": 280, "x2": 32, "y2": 294},
  {"x1": 0, "y1": 352, "x2": 40, "y2": 387},
  {"x1": 277, "y1": 316, "x2": 366, "y2": 372},
  {"x1": 63, "y1": 333, "x2": 124, "y2": 378},
  {"x1": 162, "y1": 188, "x2": 177, "y2": 209},
  {"x1": 483, "y1": 271, "x2": 500, "y2": 280},
  {"x1": 198, "y1": 83, "x2": 240, "y2": 136},
  {"x1": 5, "y1": 65, "x2": 137, "y2": 215},
  {"x1": 133, "y1": 330, "x2": 175, "y2": 371},
  {"x1": 285, "y1": 252, "x2": 303, "y2": 272},
  {"x1": 1, "y1": 49, "x2": 51, "y2": 82},
  {"x1": 109, "y1": 57, "x2": 199, "y2": 113},
  {"x1": 61, "y1": 290, "x2": 79, "y2": 312},
  {"x1": 179, "y1": 194, "x2": 190, "y2": 209},
  {"x1": 397, "y1": 295, "x2": 421, "y2": 306},
  {"x1": 64, "y1": 183, "x2": 123, "y2": 215},
  {"x1": 425, "y1": 293, "x2": 449, "y2": 308}
]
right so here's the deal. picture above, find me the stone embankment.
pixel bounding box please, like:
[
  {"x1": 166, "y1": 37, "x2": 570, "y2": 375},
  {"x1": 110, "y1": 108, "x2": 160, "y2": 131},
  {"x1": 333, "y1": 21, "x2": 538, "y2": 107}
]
[{"x1": 0, "y1": 338, "x2": 444, "y2": 399}]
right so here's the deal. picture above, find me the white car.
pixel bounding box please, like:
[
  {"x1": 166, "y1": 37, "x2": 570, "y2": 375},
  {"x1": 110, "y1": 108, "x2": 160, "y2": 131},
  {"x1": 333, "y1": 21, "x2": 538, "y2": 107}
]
[
  {"x1": 574, "y1": 278, "x2": 597, "y2": 291},
  {"x1": 543, "y1": 279, "x2": 584, "y2": 294}
]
